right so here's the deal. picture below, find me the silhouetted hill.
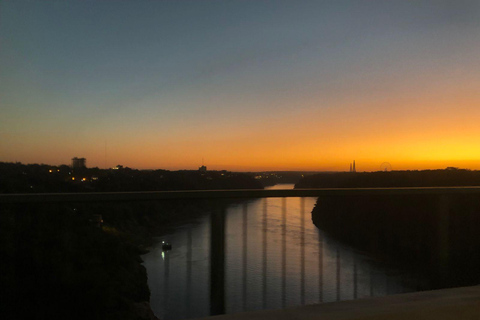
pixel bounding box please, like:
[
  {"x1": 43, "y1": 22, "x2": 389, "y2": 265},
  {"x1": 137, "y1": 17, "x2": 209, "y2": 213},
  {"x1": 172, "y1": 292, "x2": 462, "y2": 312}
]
[{"x1": 295, "y1": 169, "x2": 480, "y2": 188}]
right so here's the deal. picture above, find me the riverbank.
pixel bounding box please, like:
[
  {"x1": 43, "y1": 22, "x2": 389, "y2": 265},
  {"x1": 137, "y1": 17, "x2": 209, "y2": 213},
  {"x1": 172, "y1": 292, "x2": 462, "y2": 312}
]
[
  {"x1": 0, "y1": 203, "x2": 155, "y2": 319},
  {"x1": 0, "y1": 198, "x2": 240, "y2": 319},
  {"x1": 311, "y1": 193, "x2": 480, "y2": 289}
]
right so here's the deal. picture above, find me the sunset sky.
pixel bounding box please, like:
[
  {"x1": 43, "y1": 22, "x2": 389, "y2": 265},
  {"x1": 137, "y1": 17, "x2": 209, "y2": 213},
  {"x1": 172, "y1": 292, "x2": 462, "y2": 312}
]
[{"x1": 1, "y1": 1, "x2": 480, "y2": 171}]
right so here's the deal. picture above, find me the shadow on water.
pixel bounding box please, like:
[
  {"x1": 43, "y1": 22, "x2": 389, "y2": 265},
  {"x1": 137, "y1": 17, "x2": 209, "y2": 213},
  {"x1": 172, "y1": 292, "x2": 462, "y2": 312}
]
[{"x1": 312, "y1": 194, "x2": 480, "y2": 289}]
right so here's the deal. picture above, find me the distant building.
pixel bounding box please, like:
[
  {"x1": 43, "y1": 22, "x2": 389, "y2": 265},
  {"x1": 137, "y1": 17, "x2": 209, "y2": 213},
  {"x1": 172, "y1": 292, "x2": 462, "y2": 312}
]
[
  {"x1": 199, "y1": 165, "x2": 207, "y2": 173},
  {"x1": 349, "y1": 160, "x2": 356, "y2": 172},
  {"x1": 71, "y1": 157, "x2": 86, "y2": 169}
]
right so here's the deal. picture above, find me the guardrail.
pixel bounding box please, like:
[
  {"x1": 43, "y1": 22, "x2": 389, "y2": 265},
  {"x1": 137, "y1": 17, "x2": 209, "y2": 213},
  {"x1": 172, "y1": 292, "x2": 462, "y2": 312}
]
[
  {"x1": 3, "y1": 187, "x2": 480, "y2": 318},
  {"x1": 3, "y1": 186, "x2": 480, "y2": 203}
]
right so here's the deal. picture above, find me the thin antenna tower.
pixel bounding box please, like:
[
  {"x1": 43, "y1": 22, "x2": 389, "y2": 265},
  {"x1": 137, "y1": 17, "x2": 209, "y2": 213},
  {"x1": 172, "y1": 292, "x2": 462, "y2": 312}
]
[{"x1": 105, "y1": 141, "x2": 107, "y2": 169}]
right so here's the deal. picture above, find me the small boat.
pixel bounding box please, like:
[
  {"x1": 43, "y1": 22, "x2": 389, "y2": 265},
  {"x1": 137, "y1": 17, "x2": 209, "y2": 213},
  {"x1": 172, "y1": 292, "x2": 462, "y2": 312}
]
[{"x1": 162, "y1": 241, "x2": 172, "y2": 251}]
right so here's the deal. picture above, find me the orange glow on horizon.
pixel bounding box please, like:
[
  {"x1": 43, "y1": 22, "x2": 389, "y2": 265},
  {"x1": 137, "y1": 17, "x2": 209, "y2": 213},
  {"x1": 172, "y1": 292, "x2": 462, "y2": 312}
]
[
  {"x1": 2, "y1": 1, "x2": 480, "y2": 174},
  {"x1": 3, "y1": 53, "x2": 480, "y2": 172}
]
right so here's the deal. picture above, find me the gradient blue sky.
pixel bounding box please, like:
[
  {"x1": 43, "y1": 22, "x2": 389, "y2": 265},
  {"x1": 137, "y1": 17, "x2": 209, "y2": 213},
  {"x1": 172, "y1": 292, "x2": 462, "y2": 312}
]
[{"x1": 1, "y1": 1, "x2": 480, "y2": 171}]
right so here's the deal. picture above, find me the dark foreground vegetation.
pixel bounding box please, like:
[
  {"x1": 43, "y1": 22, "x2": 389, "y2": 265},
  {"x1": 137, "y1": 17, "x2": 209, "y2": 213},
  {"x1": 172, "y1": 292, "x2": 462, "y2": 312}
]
[
  {"x1": 1, "y1": 204, "x2": 148, "y2": 319},
  {"x1": 0, "y1": 162, "x2": 263, "y2": 319},
  {"x1": 0, "y1": 200, "x2": 217, "y2": 319},
  {"x1": 306, "y1": 169, "x2": 480, "y2": 289},
  {"x1": 312, "y1": 194, "x2": 480, "y2": 289}
]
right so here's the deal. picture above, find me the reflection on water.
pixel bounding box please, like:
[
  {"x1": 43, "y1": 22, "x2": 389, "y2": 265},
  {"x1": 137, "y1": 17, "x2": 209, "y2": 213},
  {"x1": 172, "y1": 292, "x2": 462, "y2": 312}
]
[{"x1": 142, "y1": 184, "x2": 423, "y2": 320}]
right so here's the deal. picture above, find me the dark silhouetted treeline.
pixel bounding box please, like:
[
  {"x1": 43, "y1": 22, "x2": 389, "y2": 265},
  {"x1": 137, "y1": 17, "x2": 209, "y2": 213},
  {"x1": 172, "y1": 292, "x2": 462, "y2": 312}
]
[
  {"x1": 305, "y1": 168, "x2": 480, "y2": 289},
  {"x1": 0, "y1": 162, "x2": 263, "y2": 193},
  {"x1": 312, "y1": 194, "x2": 480, "y2": 290},
  {"x1": 296, "y1": 168, "x2": 480, "y2": 188},
  {"x1": 0, "y1": 204, "x2": 156, "y2": 319}
]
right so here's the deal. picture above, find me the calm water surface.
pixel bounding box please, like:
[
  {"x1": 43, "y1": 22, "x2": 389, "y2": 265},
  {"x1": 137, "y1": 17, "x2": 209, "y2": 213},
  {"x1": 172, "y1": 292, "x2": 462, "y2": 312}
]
[{"x1": 142, "y1": 184, "x2": 422, "y2": 320}]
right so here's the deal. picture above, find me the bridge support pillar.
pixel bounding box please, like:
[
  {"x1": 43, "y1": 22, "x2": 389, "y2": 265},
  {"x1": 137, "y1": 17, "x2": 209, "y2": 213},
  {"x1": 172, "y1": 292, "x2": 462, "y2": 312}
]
[
  {"x1": 436, "y1": 194, "x2": 451, "y2": 280},
  {"x1": 210, "y1": 204, "x2": 226, "y2": 315}
]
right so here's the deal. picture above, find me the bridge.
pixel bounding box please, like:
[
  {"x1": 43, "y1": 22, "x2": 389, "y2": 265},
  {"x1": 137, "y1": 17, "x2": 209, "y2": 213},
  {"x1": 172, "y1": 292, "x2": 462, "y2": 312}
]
[
  {"x1": 3, "y1": 186, "x2": 480, "y2": 203},
  {"x1": 2, "y1": 187, "x2": 480, "y2": 319}
]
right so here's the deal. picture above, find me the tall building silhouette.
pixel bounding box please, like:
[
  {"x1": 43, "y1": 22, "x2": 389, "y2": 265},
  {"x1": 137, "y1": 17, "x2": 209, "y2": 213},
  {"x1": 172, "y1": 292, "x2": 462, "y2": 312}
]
[{"x1": 71, "y1": 157, "x2": 86, "y2": 169}]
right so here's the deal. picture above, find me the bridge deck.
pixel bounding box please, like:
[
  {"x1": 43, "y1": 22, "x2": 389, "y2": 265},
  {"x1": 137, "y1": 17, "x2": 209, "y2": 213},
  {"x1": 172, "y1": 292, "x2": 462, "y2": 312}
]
[
  {"x1": 194, "y1": 285, "x2": 480, "y2": 320},
  {"x1": 3, "y1": 186, "x2": 480, "y2": 203}
]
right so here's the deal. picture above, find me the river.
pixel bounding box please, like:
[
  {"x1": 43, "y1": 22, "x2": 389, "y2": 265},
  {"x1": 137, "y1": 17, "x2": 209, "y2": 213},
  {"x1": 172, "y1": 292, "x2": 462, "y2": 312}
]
[{"x1": 142, "y1": 184, "x2": 424, "y2": 320}]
